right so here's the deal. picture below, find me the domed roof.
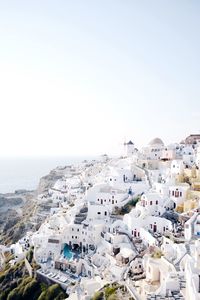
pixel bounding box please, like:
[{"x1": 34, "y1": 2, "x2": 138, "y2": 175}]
[{"x1": 149, "y1": 137, "x2": 164, "y2": 146}]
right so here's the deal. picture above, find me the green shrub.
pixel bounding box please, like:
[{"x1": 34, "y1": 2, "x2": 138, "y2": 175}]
[
  {"x1": 0, "y1": 289, "x2": 11, "y2": 300},
  {"x1": 0, "y1": 274, "x2": 5, "y2": 284},
  {"x1": 115, "y1": 196, "x2": 140, "y2": 215},
  {"x1": 37, "y1": 291, "x2": 46, "y2": 300},
  {"x1": 22, "y1": 279, "x2": 41, "y2": 299},
  {"x1": 38, "y1": 284, "x2": 65, "y2": 300},
  {"x1": 7, "y1": 277, "x2": 35, "y2": 300},
  {"x1": 26, "y1": 249, "x2": 34, "y2": 264},
  {"x1": 92, "y1": 291, "x2": 104, "y2": 300},
  {"x1": 7, "y1": 289, "x2": 21, "y2": 300},
  {"x1": 105, "y1": 286, "x2": 116, "y2": 299}
]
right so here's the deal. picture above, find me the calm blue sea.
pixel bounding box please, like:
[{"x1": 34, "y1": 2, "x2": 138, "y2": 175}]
[{"x1": 0, "y1": 156, "x2": 93, "y2": 194}]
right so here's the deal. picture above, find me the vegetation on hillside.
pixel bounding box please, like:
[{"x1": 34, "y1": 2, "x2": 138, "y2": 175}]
[
  {"x1": 114, "y1": 196, "x2": 141, "y2": 215},
  {"x1": 0, "y1": 253, "x2": 66, "y2": 300},
  {"x1": 91, "y1": 283, "x2": 134, "y2": 300}
]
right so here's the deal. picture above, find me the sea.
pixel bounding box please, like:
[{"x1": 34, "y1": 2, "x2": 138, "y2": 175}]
[{"x1": 0, "y1": 156, "x2": 94, "y2": 194}]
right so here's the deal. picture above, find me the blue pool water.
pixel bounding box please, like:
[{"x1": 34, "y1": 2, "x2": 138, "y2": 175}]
[{"x1": 63, "y1": 244, "x2": 73, "y2": 260}]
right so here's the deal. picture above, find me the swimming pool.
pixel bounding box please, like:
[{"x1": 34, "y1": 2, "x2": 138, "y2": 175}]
[{"x1": 63, "y1": 244, "x2": 73, "y2": 260}]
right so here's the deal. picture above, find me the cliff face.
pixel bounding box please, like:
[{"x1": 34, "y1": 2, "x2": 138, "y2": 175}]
[
  {"x1": 37, "y1": 171, "x2": 63, "y2": 194},
  {"x1": 0, "y1": 166, "x2": 67, "y2": 245},
  {"x1": 36, "y1": 166, "x2": 69, "y2": 194},
  {"x1": 0, "y1": 191, "x2": 36, "y2": 245}
]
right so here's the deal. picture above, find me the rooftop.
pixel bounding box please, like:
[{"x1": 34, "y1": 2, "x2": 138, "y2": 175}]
[{"x1": 149, "y1": 138, "x2": 164, "y2": 146}]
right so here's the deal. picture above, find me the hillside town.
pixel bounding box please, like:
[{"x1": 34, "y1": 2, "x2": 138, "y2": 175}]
[{"x1": 2, "y1": 134, "x2": 200, "y2": 299}]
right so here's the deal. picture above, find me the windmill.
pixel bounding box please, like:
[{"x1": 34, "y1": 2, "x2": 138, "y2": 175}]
[{"x1": 119, "y1": 137, "x2": 135, "y2": 157}]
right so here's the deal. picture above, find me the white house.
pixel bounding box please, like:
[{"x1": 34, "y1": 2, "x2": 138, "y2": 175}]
[
  {"x1": 196, "y1": 145, "x2": 200, "y2": 168},
  {"x1": 144, "y1": 256, "x2": 180, "y2": 297},
  {"x1": 141, "y1": 138, "x2": 165, "y2": 161},
  {"x1": 182, "y1": 146, "x2": 195, "y2": 167},
  {"x1": 169, "y1": 183, "x2": 189, "y2": 208},
  {"x1": 160, "y1": 146, "x2": 176, "y2": 161},
  {"x1": 86, "y1": 184, "x2": 129, "y2": 210},
  {"x1": 123, "y1": 210, "x2": 172, "y2": 239},
  {"x1": 139, "y1": 192, "x2": 166, "y2": 216},
  {"x1": 184, "y1": 241, "x2": 200, "y2": 300},
  {"x1": 171, "y1": 159, "x2": 185, "y2": 176},
  {"x1": 184, "y1": 213, "x2": 200, "y2": 241}
]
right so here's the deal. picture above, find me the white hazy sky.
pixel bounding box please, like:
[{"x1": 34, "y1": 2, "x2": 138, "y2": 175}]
[{"x1": 0, "y1": 1, "x2": 200, "y2": 156}]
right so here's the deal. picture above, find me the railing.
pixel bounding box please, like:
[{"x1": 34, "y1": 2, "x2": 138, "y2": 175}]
[
  {"x1": 125, "y1": 279, "x2": 141, "y2": 300},
  {"x1": 116, "y1": 230, "x2": 138, "y2": 254}
]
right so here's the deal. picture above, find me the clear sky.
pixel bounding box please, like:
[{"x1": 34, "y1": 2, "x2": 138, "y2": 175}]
[{"x1": 0, "y1": 1, "x2": 200, "y2": 156}]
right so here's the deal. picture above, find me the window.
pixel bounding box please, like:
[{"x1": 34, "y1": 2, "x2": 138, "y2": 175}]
[
  {"x1": 97, "y1": 212, "x2": 101, "y2": 215},
  {"x1": 105, "y1": 211, "x2": 107, "y2": 216},
  {"x1": 172, "y1": 191, "x2": 174, "y2": 196},
  {"x1": 156, "y1": 200, "x2": 158, "y2": 205},
  {"x1": 72, "y1": 236, "x2": 74, "y2": 238},
  {"x1": 175, "y1": 191, "x2": 179, "y2": 197},
  {"x1": 104, "y1": 199, "x2": 106, "y2": 202},
  {"x1": 72, "y1": 228, "x2": 74, "y2": 231},
  {"x1": 180, "y1": 191, "x2": 182, "y2": 197},
  {"x1": 112, "y1": 200, "x2": 114, "y2": 204},
  {"x1": 77, "y1": 229, "x2": 79, "y2": 232},
  {"x1": 150, "y1": 201, "x2": 152, "y2": 205},
  {"x1": 115, "y1": 200, "x2": 117, "y2": 204}
]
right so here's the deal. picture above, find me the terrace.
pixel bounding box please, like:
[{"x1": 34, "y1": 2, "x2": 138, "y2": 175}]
[
  {"x1": 37, "y1": 267, "x2": 78, "y2": 289},
  {"x1": 74, "y1": 206, "x2": 88, "y2": 224}
]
